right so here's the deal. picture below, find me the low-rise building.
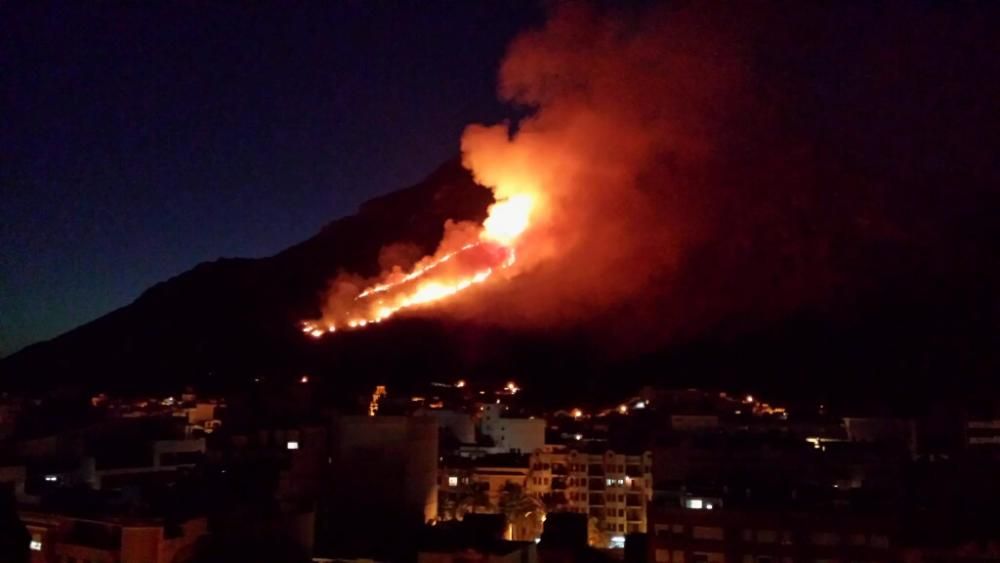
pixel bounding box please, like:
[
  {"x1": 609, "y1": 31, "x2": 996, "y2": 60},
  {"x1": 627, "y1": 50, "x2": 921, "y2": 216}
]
[
  {"x1": 21, "y1": 511, "x2": 206, "y2": 563},
  {"x1": 647, "y1": 501, "x2": 897, "y2": 563},
  {"x1": 480, "y1": 405, "x2": 546, "y2": 454}
]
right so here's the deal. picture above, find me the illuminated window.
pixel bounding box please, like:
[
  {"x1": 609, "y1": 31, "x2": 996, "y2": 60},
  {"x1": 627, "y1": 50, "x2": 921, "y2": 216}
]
[
  {"x1": 685, "y1": 498, "x2": 704, "y2": 509},
  {"x1": 44, "y1": 475, "x2": 58, "y2": 482},
  {"x1": 448, "y1": 476, "x2": 458, "y2": 487},
  {"x1": 286, "y1": 441, "x2": 299, "y2": 450},
  {"x1": 30, "y1": 539, "x2": 42, "y2": 551}
]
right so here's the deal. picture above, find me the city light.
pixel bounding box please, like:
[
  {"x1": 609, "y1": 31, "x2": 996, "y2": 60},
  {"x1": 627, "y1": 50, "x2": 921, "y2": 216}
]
[{"x1": 287, "y1": 441, "x2": 299, "y2": 450}]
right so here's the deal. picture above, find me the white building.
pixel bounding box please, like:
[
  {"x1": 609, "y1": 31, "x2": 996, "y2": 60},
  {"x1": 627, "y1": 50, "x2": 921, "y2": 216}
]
[{"x1": 479, "y1": 405, "x2": 545, "y2": 454}]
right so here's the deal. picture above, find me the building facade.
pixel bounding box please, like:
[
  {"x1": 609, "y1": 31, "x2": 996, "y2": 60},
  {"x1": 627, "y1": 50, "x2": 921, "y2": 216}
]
[
  {"x1": 526, "y1": 446, "x2": 653, "y2": 540},
  {"x1": 480, "y1": 405, "x2": 545, "y2": 454},
  {"x1": 648, "y1": 504, "x2": 897, "y2": 563},
  {"x1": 21, "y1": 511, "x2": 206, "y2": 563}
]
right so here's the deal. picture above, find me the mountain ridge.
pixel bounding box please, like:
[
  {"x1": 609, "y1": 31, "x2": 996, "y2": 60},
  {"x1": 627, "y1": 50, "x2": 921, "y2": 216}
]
[{"x1": 0, "y1": 158, "x2": 492, "y2": 393}]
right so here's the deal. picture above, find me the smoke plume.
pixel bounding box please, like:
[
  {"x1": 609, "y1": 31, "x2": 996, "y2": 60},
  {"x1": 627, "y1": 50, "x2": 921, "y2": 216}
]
[{"x1": 316, "y1": 2, "x2": 997, "y2": 347}]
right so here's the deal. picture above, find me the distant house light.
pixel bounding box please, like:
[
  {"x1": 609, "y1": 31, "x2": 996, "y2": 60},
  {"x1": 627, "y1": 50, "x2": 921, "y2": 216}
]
[
  {"x1": 43, "y1": 475, "x2": 58, "y2": 483},
  {"x1": 448, "y1": 476, "x2": 459, "y2": 487},
  {"x1": 634, "y1": 401, "x2": 646, "y2": 410},
  {"x1": 705, "y1": 502, "x2": 714, "y2": 510},
  {"x1": 287, "y1": 441, "x2": 299, "y2": 450},
  {"x1": 685, "y1": 498, "x2": 704, "y2": 510},
  {"x1": 30, "y1": 540, "x2": 42, "y2": 551},
  {"x1": 574, "y1": 433, "x2": 583, "y2": 441},
  {"x1": 300, "y1": 375, "x2": 309, "y2": 384},
  {"x1": 610, "y1": 535, "x2": 626, "y2": 549}
]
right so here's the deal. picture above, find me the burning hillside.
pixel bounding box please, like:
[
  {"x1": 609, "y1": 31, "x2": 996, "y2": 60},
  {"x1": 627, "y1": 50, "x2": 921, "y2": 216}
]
[{"x1": 304, "y1": 1, "x2": 997, "y2": 353}]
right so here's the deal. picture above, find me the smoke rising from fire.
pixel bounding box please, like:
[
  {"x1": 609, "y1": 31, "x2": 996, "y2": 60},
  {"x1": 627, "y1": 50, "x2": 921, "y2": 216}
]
[
  {"x1": 454, "y1": 4, "x2": 741, "y2": 328},
  {"x1": 309, "y1": 2, "x2": 997, "y2": 342}
]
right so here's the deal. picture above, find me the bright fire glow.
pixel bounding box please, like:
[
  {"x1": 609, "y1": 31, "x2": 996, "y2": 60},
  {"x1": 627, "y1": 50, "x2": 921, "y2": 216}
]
[
  {"x1": 302, "y1": 188, "x2": 537, "y2": 335},
  {"x1": 482, "y1": 194, "x2": 534, "y2": 245}
]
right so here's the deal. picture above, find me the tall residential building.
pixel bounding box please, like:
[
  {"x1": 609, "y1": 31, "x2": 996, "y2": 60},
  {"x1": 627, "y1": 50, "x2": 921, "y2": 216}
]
[{"x1": 526, "y1": 446, "x2": 653, "y2": 539}]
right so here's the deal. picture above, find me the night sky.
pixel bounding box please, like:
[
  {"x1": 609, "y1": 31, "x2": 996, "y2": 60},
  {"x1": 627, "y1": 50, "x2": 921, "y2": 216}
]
[{"x1": 0, "y1": 2, "x2": 542, "y2": 356}]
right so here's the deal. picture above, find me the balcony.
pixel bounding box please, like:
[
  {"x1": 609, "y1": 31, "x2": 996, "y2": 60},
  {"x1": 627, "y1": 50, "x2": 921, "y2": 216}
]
[
  {"x1": 588, "y1": 478, "x2": 606, "y2": 491},
  {"x1": 551, "y1": 476, "x2": 567, "y2": 490},
  {"x1": 589, "y1": 494, "x2": 606, "y2": 506},
  {"x1": 587, "y1": 464, "x2": 605, "y2": 477}
]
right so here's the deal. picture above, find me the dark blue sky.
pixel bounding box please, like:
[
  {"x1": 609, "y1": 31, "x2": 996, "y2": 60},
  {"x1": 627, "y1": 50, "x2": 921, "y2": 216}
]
[{"x1": 0, "y1": 2, "x2": 542, "y2": 356}]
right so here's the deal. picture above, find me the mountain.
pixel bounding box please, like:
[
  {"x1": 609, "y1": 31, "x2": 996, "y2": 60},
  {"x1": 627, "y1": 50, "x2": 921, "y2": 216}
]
[
  {"x1": 0, "y1": 158, "x2": 493, "y2": 395},
  {"x1": 1, "y1": 158, "x2": 996, "y2": 411}
]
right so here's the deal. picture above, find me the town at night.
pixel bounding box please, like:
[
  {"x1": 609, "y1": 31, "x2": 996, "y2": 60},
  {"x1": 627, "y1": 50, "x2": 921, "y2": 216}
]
[{"x1": 1, "y1": 2, "x2": 998, "y2": 562}]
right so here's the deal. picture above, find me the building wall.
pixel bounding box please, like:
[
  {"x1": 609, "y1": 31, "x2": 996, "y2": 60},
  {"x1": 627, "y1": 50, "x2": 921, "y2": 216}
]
[
  {"x1": 121, "y1": 527, "x2": 161, "y2": 562},
  {"x1": 527, "y1": 447, "x2": 653, "y2": 544},
  {"x1": 425, "y1": 409, "x2": 476, "y2": 445},
  {"x1": 332, "y1": 415, "x2": 439, "y2": 523},
  {"x1": 480, "y1": 405, "x2": 545, "y2": 454},
  {"x1": 648, "y1": 505, "x2": 897, "y2": 563},
  {"x1": 153, "y1": 437, "x2": 206, "y2": 468},
  {"x1": 21, "y1": 511, "x2": 207, "y2": 563}
]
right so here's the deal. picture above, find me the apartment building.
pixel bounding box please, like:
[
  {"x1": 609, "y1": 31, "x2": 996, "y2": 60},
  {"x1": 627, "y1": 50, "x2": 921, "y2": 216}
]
[
  {"x1": 21, "y1": 511, "x2": 206, "y2": 563},
  {"x1": 526, "y1": 446, "x2": 653, "y2": 540}
]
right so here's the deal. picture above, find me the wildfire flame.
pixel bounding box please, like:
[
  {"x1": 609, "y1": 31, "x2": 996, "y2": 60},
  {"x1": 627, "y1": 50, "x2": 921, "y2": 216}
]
[{"x1": 302, "y1": 191, "x2": 536, "y2": 336}]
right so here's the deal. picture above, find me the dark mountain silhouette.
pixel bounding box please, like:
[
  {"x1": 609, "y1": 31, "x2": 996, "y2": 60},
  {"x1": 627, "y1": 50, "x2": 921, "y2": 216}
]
[
  {"x1": 0, "y1": 158, "x2": 995, "y2": 412},
  {"x1": 0, "y1": 158, "x2": 493, "y2": 396}
]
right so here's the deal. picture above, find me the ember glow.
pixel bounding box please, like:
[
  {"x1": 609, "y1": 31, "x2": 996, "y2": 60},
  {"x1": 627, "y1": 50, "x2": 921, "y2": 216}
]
[{"x1": 303, "y1": 190, "x2": 538, "y2": 335}]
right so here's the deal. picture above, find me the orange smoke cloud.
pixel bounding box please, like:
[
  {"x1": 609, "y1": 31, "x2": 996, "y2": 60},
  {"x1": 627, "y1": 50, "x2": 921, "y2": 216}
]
[
  {"x1": 307, "y1": 2, "x2": 970, "y2": 341},
  {"x1": 305, "y1": 3, "x2": 747, "y2": 335},
  {"x1": 447, "y1": 4, "x2": 747, "y2": 328}
]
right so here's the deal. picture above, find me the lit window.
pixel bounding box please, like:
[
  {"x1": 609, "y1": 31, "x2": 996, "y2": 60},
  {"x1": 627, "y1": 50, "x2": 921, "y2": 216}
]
[
  {"x1": 610, "y1": 535, "x2": 626, "y2": 549},
  {"x1": 685, "y1": 498, "x2": 704, "y2": 509},
  {"x1": 448, "y1": 476, "x2": 458, "y2": 487},
  {"x1": 30, "y1": 540, "x2": 42, "y2": 551},
  {"x1": 44, "y1": 475, "x2": 58, "y2": 482},
  {"x1": 286, "y1": 441, "x2": 299, "y2": 450}
]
